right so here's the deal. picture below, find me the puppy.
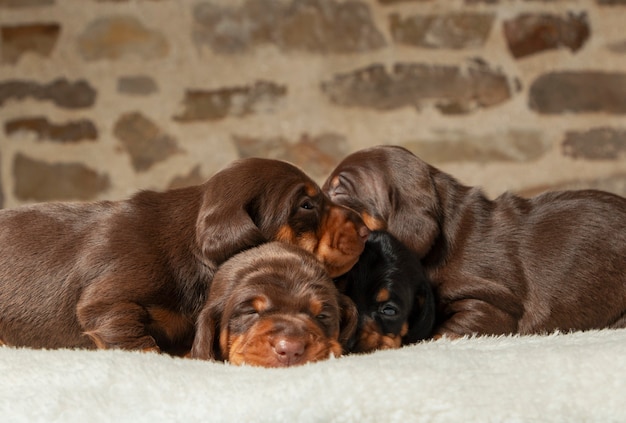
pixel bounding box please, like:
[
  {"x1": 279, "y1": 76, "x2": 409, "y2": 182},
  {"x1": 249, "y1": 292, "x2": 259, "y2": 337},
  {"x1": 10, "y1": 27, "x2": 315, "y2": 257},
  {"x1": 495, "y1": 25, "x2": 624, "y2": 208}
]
[
  {"x1": 190, "y1": 242, "x2": 358, "y2": 367},
  {"x1": 324, "y1": 145, "x2": 626, "y2": 338},
  {"x1": 335, "y1": 231, "x2": 435, "y2": 353},
  {"x1": 0, "y1": 158, "x2": 368, "y2": 354}
]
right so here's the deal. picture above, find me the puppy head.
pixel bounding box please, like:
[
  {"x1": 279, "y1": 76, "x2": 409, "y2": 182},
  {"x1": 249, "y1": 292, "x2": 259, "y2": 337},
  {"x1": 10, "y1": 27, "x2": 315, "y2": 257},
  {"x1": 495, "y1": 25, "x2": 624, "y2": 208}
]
[
  {"x1": 335, "y1": 231, "x2": 435, "y2": 353},
  {"x1": 323, "y1": 145, "x2": 440, "y2": 258},
  {"x1": 191, "y1": 242, "x2": 358, "y2": 367},
  {"x1": 196, "y1": 157, "x2": 368, "y2": 277}
]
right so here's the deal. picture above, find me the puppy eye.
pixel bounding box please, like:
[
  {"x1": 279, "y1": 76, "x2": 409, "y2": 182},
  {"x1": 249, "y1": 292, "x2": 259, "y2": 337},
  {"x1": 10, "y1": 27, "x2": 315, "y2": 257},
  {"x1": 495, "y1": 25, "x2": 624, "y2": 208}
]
[
  {"x1": 300, "y1": 200, "x2": 315, "y2": 210},
  {"x1": 316, "y1": 313, "x2": 329, "y2": 321},
  {"x1": 238, "y1": 306, "x2": 259, "y2": 317},
  {"x1": 379, "y1": 303, "x2": 398, "y2": 317}
]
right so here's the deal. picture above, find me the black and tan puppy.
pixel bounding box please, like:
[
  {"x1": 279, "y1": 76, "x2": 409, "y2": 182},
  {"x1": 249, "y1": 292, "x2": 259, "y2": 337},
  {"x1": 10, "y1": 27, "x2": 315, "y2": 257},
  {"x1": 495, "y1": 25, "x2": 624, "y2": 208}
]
[
  {"x1": 335, "y1": 231, "x2": 435, "y2": 353},
  {"x1": 191, "y1": 242, "x2": 358, "y2": 367},
  {"x1": 324, "y1": 145, "x2": 626, "y2": 338},
  {"x1": 0, "y1": 158, "x2": 367, "y2": 354}
]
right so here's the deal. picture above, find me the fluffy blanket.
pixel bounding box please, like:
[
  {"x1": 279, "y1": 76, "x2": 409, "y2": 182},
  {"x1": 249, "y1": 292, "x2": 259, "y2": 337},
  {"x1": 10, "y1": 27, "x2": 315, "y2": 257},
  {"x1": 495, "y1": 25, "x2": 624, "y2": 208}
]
[{"x1": 2, "y1": 329, "x2": 625, "y2": 423}]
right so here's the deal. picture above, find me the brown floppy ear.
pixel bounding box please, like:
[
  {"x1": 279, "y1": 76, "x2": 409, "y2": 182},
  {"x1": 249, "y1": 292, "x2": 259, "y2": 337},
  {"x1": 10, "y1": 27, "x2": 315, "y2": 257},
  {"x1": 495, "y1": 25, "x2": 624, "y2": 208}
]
[
  {"x1": 190, "y1": 304, "x2": 222, "y2": 360},
  {"x1": 196, "y1": 200, "x2": 266, "y2": 265},
  {"x1": 338, "y1": 294, "x2": 359, "y2": 349},
  {"x1": 387, "y1": 165, "x2": 442, "y2": 259}
]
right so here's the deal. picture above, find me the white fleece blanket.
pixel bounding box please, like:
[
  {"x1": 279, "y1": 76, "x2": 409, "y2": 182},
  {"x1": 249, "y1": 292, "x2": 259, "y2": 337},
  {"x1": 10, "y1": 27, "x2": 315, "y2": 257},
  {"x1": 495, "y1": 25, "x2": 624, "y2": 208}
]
[{"x1": 2, "y1": 329, "x2": 625, "y2": 423}]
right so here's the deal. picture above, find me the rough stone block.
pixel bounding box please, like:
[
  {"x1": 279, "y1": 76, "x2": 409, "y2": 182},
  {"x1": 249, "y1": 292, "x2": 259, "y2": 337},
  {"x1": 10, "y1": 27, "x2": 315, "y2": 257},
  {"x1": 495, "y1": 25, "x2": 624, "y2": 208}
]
[
  {"x1": 0, "y1": 0, "x2": 54, "y2": 7},
  {"x1": 4, "y1": 116, "x2": 97, "y2": 142},
  {"x1": 13, "y1": 153, "x2": 110, "y2": 202},
  {"x1": 401, "y1": 129, "x2": 550, "y2": 164},
  {"x1": 321, "y1": 60, "x2": 516, "y2": 114},
  {"x1": 77, "y1": 15, "x2": 169, "y2": 61},
  {"x1": 174, "y1": 80, "x2": 287, "y2": 122},
  {"x1": 529, "y1": 72, "x2": 626, "y2": 114},
  {"x1": 192, "y1": 0, "x2": 385, "y2": 54},
  {"x1": 113, "y1": 112, "x2": 181, "y2": 172},
  {"x1": 503, "y1": 13, "x2": 589, "y2": 59},
  {"x1": 233, "y1": 132, "x2": 349, "y2": 182},
  {"x1": 0, "y1": 78, "x2": 96, "y2": 109},
  {"x1": 167, "y1": 165, "x2": 206, "y2": 190},
  {"x1": 1, "y1": 23, "x2": 61, "y2": 64},
  {"x1": 390, "y1": 12, "x2": 495, "y2": 49},
  {"x1": 117, "y1": 75, "x2": 158, "y2": 95},
  {"x1": 562, "y1": 127, "x2": 626, "y2": 160}
]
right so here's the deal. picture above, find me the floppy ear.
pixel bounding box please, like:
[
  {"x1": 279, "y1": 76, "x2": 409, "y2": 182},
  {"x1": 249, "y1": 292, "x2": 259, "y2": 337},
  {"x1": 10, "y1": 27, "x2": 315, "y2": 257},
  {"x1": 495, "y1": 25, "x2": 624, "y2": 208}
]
[
  {"x1": 196, "y1": 199, "x2": 266, "y2": 265},
  {"x1": 387, "y1": 175, "x2": 441, "y2": 259},
  {"x1": 337, "y1": 294, "x2": 359, "y2": 349},
  {"x1": 403, "y1": 283, "x2": 436, "y2": 344},
  {"x1": 190, "y1": 304, "x2": 222, "y2": 360}
]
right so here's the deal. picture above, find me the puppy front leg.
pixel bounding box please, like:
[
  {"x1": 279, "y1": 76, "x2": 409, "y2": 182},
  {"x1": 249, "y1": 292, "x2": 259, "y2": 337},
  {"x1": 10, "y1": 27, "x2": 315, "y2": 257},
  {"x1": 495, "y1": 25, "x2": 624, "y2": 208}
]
[
  {"x1": 433, "y1": 299, "x2": 519, "y2": 339},
  {"x1": 76, "y1": 301, "x2": 160, "y2": 352}
]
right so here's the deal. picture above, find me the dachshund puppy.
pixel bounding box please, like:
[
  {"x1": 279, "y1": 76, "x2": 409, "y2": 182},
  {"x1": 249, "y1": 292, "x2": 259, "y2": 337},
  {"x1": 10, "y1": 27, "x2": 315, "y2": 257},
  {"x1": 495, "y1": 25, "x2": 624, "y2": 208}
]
[
  {"x1": 324, "y1": 145, "x2": 626, "y2": 338},
  {"x1": 335, "y1": 231, "x2": 435, "y2": 353},
  {"x1": 0, "y1": 158, "x2": 368, "y2": 354},
  {"x1": 191, "y1": 242, "x2": 358, "y2": 367}
]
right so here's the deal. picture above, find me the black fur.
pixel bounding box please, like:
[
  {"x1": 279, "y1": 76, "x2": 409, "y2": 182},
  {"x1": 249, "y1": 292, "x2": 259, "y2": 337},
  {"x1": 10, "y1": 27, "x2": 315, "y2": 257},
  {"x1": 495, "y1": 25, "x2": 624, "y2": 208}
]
[{"x1": 336, "y1": 230, "x2": 435, "y2": 353}]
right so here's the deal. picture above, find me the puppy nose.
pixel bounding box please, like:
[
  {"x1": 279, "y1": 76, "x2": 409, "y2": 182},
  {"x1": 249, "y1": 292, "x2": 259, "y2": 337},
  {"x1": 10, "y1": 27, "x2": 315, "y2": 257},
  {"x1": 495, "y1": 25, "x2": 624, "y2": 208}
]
[{"x1": 273, "y1": 337, "x2": 305, "y2": 365}]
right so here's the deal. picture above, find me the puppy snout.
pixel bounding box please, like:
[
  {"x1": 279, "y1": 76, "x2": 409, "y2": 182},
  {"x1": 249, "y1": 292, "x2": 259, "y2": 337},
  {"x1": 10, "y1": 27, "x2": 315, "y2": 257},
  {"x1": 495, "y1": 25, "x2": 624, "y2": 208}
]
[{"x1": 273, "y1": 337, "x2": 306, "y2": 365}]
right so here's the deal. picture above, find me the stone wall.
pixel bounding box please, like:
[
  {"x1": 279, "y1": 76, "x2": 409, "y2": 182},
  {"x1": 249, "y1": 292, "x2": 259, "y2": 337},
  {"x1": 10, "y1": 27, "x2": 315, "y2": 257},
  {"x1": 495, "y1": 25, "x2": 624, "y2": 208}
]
[{"x1": 1, "y1": 0, "x2": 626, "y2": 209}]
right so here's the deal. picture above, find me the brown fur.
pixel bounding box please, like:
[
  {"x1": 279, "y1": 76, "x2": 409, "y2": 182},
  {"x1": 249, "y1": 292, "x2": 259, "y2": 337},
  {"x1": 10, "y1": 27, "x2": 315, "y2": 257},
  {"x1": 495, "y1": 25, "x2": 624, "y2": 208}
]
[
  {"x1": 190, "y1": 242, "x2": 358, "y2": 367},
  {"x1": 0, "y1": 157, "x2": 367, "y2": 354},
  {"x1": 324, "y1": 145, "x2": 626, "y2": 338}
]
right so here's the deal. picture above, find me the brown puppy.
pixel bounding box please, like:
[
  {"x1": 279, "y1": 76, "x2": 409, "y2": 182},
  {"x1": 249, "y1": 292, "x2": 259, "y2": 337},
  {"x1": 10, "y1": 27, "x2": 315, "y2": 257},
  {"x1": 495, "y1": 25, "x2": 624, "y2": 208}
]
[
  {"x1": 191, "y1": 242, "x2": 358, "y2": 367},
  {"x1": 0, "y1": 158, "x2": 367, "y2": 354},
  {"x1": 324, "y1": 145, "x2": 626, "y2": 338}
]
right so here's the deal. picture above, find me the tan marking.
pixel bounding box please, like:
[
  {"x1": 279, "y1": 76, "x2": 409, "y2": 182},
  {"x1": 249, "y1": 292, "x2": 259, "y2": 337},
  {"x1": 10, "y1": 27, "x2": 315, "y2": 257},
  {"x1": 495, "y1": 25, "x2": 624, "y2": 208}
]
[
  {"x1": 309, "y1": 298, "x2": 323, "y2": 317},
  {"x1": 304, "y1": 183, "x2": 318, "y2": 197},
  {"x1": 400, "y1": 321, "x2": 409, "y2": 337},
  {"x1": 296, "y1": 232, "x2": 318, "y2": 255},
  {"x1": 275, "y1": 224, "x2": 297, "y2": 243},
  {"x1": 376, "y1": 288, "x2": 390, "y2": 303},
  {"x1": 252, "y1": 296, "x2": 269, "y2": 313},
  {"x1": 226, "y1": 334, "x2": 244, "y2": 365},
  {"x1": 220, "y1": 327, "x2": 231, "y2": 360},
  {"x1": 356, "y1": 318, "x2": 403, "y2": 352},
  {"x1": 316, "y1": 205, "x2": 365, "y2": 277},
  {"x1": 362, "y1": 212, "x2": 386, "y2": 231}
]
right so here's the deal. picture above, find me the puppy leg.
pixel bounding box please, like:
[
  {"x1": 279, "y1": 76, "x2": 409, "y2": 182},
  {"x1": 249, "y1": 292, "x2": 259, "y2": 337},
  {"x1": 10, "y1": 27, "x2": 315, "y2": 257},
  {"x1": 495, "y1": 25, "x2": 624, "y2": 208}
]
[
  {"x1": 76, "y1": 301, "x2": 160, "y2": 352},
  {"x1": 434, "y1": 299, "x2": 518, "y2": 338}
]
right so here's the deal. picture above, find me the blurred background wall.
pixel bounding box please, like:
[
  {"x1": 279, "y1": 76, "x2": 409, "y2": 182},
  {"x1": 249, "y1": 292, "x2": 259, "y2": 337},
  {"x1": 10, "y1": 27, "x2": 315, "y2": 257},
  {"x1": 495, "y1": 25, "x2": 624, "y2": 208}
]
[{"x1": 1, "y1": 0, "x2": 626, "y2": 208}]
